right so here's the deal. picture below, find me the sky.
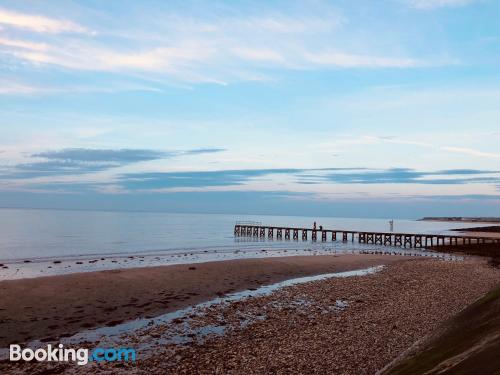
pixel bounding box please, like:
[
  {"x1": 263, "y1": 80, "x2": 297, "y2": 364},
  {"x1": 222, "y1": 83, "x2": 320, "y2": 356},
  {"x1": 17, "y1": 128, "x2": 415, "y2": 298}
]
[{"x1": 0, "y1": 0, "x2": 499, "y2": 218}]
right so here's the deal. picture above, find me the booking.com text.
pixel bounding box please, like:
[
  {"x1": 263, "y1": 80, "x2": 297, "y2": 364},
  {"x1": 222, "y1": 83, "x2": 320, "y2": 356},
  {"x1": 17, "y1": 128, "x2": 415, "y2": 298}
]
[{"x1": 10, "y1": 344, "x2": 136, "y2": 366}]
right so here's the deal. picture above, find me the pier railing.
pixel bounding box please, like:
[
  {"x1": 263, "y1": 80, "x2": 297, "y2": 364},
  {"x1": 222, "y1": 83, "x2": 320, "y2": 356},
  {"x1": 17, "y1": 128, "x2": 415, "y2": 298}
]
[
  {"x1": 234, "y1": 224, "x2": 500, "y2": 249},
  {"x1": 235, "y1": 220, "x2": 263, "y2": 226}
]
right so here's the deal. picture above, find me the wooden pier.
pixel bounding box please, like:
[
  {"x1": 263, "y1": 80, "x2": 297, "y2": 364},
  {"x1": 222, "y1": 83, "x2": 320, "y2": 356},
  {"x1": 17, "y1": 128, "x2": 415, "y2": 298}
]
[{"x1": 234, "y1": 224, "x2": 500, "y2": 249}]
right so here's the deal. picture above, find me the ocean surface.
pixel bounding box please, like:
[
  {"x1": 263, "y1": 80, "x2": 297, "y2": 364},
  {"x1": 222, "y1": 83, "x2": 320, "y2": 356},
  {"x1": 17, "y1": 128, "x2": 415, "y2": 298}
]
[
  {"x1": 0, "y1": 208, "x2": 485, "y2": 261},
  {"x1": 0, "y1": 208, "x2": 483, "y2": 279}
]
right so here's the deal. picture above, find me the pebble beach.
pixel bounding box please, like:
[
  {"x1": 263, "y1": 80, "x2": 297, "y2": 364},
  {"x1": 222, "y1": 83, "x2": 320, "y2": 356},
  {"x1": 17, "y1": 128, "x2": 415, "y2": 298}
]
[{"x1": 3, "y1": 255, "x2": 499, "y2": 374}]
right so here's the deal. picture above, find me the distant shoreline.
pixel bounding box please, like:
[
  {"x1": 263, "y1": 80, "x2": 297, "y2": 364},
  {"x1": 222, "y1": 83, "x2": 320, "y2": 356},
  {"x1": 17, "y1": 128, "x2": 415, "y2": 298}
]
[{"x1": 420, "y1": 217, "x2": 500, "y2": 224}]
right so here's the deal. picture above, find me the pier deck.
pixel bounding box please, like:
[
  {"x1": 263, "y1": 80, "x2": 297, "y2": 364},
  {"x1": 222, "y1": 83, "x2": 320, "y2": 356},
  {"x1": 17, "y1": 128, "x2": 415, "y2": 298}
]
[{"x1": 234, "y1": 224, "x2": 500, "y2": 249}]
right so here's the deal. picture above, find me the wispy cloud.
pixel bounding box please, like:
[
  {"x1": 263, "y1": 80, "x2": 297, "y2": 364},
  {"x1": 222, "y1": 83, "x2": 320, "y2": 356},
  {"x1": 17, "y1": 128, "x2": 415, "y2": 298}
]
[
  {"x1": 182, "y1": 148, "x2": 226, "y2": 155},
  {"x1": 1, "y1": 148, "x2": 226, "y2": 179},
  {"x1": 407, "y1": 0, "x2": 478, "y2": 9},
  {"x1": 0, "y1": 78, "x2": 163, "y2": 96},
  {"x1": 0, "y1": 36, "x2": 47, "y2": 51},
  {"x1": 441, "y1": 147, "x2": 500, "y2": 159},
  {"x1": 0, "y1": 80, "x2": 42, "y2": 95},
  {"x1": 231, "y1": 47, "x2": 287, "y2": 64},
  {"x1": 304, "y1": 51, "x2": 424, "y2": 68},
  {"x1": 0, "y1": 4, "x2": 439, "y2": 87},
  {"x1": 6, "y1": 149, "x2": 171, "y2": 179},
  {"x1": 32, "y1": 148, "x2": 171, "y2": 163},
  {"x1": 0, "y1": 8, "x2": 91, "y2": 34},
  {"x1": 298, "y1": 168, "x2": 500, "y2": 185},
  {"x1": 8, "y1": 41, "x2": 425, "y2": 81},
  {"x1": 117, "y1": 168, "x2": 500, "y2": 192}
]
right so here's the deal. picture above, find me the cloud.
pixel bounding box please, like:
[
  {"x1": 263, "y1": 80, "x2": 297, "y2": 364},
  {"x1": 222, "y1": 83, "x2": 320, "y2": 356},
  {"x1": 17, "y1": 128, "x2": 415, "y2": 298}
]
[
  {"x1": 0, "y1": 36, "x2": 47, "y2": 51},
  {"x1": 4, "y1": 164, "x2": 500, "y2": 206},
  {"x1": 4, "y1": 40, "x2": 430, "y2": 86},
  {"x1": 407, "y1": 194, "x2": 500, "y2": 201},
  {"x1": 304, "y1": 51, "x2": 424, "y2": 68},
  {"x1": 0, "y1": 79, "x2": 163, "y2": 96},
  {"x1": 0, "y1": 8, "x2": 91, "y2": 34},
  {"x1": 231, "y1": 47, "x2": 287, "y2": 64},
  {"x1": 7, "y1": 41, "x2": 218, "y2": 83},
  {"x1": 297, "y1": 168, "x2": 500, "y2": 185},
  {"x1": 11, "y1": 160, "x2": 114, "y2": 178},
  {"x1": 32, "y1": 148, "x2": 171, "y2": 163},
  {"x1": 31, "y1": 148, "x2": 225, "y2": 162},
  {"x1": 441, "y1": 147, "x2": 500, "y2": 159},
  {"x1": 118, "y1": 168, "x2": 500, "y2": 191},
  {"x1": 407, "y1": 0, "x2": 477, "y2": 9},
  {"x1": 0, "y1": 80, "x2": 44, "y2": 95},
  {"x1": 10, "y1": 42, "x2": 424, "y2": 80},
  {"x1": 182, "y1": 148, "x2": 226, "y2": 155},
  {"x1": 0, "y1": 4, "x2": 437, "y2": 86},
  {"x1": 1, "y1": 148, "x2": 225, "y2": 179},
  {"x1": 120, "y1": 169, "x2": 300, "y2": 190},
  {"x1": 7, "y1": 149, "x2": 170, "y2": 179}
]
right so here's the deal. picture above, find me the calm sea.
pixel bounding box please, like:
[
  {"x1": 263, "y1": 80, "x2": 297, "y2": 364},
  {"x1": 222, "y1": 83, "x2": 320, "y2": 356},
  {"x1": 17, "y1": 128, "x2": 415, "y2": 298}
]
[{"x1": 0, "y1": 208, "x2": 485, "y2": 262}]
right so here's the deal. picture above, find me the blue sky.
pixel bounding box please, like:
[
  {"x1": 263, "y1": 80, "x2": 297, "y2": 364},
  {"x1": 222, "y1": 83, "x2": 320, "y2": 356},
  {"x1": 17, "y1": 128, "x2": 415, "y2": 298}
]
[{"x1": 0, "y1": 0, "x2": 499, "y2": 217}]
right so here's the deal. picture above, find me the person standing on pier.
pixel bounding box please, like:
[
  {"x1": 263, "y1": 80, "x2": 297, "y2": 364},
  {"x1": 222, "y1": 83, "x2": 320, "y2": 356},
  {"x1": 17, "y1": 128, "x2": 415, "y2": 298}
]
[{"x1": 313, "y1": 222, "x2": 317, "y2": 230}]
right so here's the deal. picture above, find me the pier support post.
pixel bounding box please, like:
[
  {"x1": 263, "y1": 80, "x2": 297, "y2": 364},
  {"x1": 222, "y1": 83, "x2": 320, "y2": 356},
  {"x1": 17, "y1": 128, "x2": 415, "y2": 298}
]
[
  {"x1": 395, "y1": 234, "x2": 402, "y2": 247},
  {"x1": 384, "y1": 234, "x2": 392, "y2": 245},
  {"x1": 342, "y1": 232, "x2": 348, "y2": 242},
  {"x1": 415, "y1": 235, "x2": 422, "y2": 248},
  {"x1": 403, "y1": 235, "x2": 412, "y2": 248}
]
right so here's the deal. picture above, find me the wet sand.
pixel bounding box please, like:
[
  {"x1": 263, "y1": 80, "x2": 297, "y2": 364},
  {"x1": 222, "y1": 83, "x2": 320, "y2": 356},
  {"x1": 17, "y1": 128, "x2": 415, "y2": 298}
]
[
  {"x1": 0, "y1": 254, "x2": 405, "y2": 347},
  {"x1": 452, "y1": 225, "x2": 500, "y2": 239},
  {"x1": 7, "y1": 257, "x2": 498, "y2": 374},
  {"x1": 126, "y1": 259, "x2": 500, "y2": 374},
  {"x1": 459, "y1": 231, "x2": 500, "y2": 238}
]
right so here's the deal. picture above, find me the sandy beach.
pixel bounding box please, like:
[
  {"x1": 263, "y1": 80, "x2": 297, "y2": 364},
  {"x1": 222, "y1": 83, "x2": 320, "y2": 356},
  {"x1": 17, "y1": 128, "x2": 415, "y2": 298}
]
[
  {"x1": 134, "y1": 258, "x2": 499, "y2": 374},
  {"x1": 1, "y1": 253, "x2": 499, "y2": 374},
  {"x1": 451, "y1": 225, "x2": 500, "y2": 239},
  {"x1": 0, "y1": 254, "x2": 402, "y2": 347}
]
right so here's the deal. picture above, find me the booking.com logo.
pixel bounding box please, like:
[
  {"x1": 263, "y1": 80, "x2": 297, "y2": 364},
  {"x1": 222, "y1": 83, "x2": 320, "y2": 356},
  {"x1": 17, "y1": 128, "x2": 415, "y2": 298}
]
[{"x1": 10, "y1": 344, "x2": 136, "y2": 366}]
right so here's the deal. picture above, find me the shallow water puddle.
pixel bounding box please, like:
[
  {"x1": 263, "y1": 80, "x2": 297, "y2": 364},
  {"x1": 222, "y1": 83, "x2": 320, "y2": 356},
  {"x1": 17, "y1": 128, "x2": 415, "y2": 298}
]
[
  {"x1": 0, "y1": 246, "x2": 460, "y2": 280},
  {"x1": 66, "y1": 267, "x2": 383, "y2": 349},
  {"x1": 0, "y1": 264, "x2": 387, "y2": 361}
]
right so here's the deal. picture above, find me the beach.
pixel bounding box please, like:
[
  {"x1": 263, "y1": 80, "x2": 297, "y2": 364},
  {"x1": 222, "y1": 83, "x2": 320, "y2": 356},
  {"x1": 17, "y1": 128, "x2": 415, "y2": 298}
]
[
  {"x1": 0, "y1": 254, "x2": 402, "y2": 347},
  {"x1": 2, "y1": 253, "x2": 499, "y2": 374},
  {"x1": 453, "y1": 225, "x2": 500, "y2": 239},
  {"x1": 135, "y1": 258, "x2": 500, "y2": 374},
  {"x1": 2, "y1": 0, "x2": 499, "y2": 372}
]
